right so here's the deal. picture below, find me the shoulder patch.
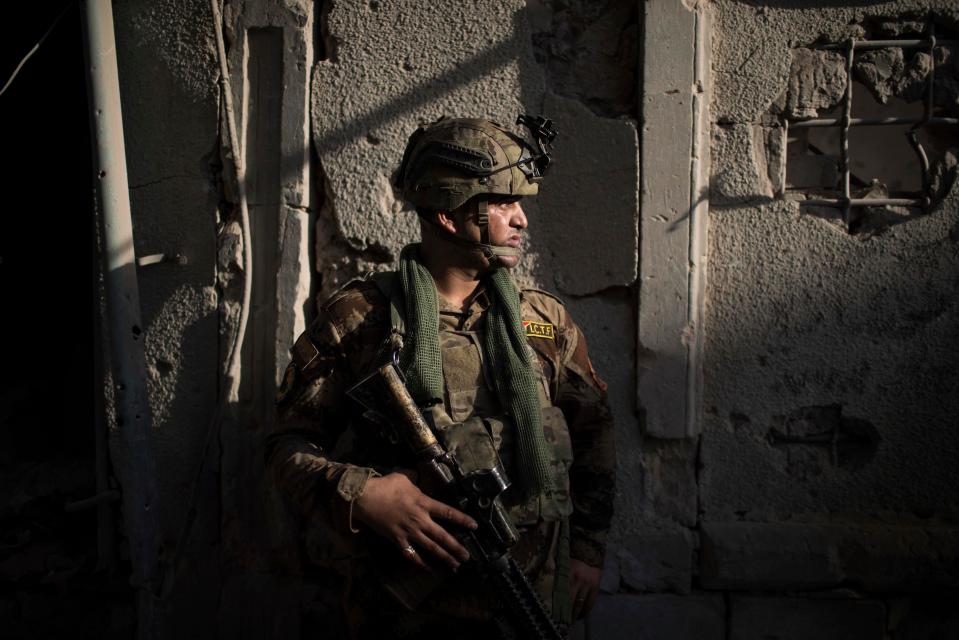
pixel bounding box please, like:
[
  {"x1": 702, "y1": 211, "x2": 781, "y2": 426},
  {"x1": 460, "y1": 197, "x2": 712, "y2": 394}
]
[{"x1": 523, "y1": 320, "x2": 555, "y2": 340}]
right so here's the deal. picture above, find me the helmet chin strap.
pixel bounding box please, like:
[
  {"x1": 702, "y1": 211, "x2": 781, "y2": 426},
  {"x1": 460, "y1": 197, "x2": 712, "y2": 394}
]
[{"x1": 426, "y1": 197, "x2": 521, "y2": 268}]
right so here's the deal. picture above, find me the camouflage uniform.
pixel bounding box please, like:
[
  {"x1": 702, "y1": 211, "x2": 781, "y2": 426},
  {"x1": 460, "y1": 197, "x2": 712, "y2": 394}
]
[{"x1": 266, "y1": 276, "x2": 615, "y2": 638}]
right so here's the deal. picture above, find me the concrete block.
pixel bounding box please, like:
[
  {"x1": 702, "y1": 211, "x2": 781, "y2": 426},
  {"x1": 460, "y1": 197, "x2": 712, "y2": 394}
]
[
  {"x1": 711, "y1": 124, "x2": 775, "y2": 205},
  {"x1": 701, "y1": 521, "x2": 842, "y2": 590},
  {"x1": 638, "y1": 0, "x2": 694, "y2": 439},
  {"x1": 311, "y1": 0, "x2": 546, "y2": 264},
  {"x1": 599, "y1": 545, "x2": 621, "y2": 594},
  {"x1": 619, "y1": 527, "x2": 694, "y2": 594},
  {"x1": 587, "y1": 594, "x2": 725, "y2": 640},
  {"x1": 838, "y1": 525, "x2": 959, "y2": 592},
  {"x1": 780, "y1": 48, "x2": 847, "y2": 119},
  {"x1": 701, "y1": 522, "x2": 959, "y2": 592},
  {"x1": 889, "y1": 595, "x2": 959, "y2": 640},
  {"x1": 640, "y1": 439, "x2": 699, "y2": 528},
  {"x1": 730, "y1": 596, "x2": 885, "y2": 640},
  {"x1": 533, "y1": 91, "x2": 638, "y2": 295}
]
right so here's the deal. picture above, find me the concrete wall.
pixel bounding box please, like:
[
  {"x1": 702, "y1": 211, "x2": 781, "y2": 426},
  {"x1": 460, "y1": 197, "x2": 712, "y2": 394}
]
[
  {"x1": 112, "y1": 1, "x2": 222, "y2": 635},
  {"x1": 101, "y1": 0, "x2": 959, "y2": 637},
  {"x1": 698, "y1": 2, "x2": 959, "y2": 639}
]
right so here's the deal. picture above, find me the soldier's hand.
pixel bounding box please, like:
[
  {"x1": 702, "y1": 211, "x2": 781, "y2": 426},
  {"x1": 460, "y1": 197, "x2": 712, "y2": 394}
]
[
  {"x1": 354, "y1": 472, "x2": 478, "y2": 571},
  {"x1": 570, "y1": 559, "x2": 601, "y2": 620}
]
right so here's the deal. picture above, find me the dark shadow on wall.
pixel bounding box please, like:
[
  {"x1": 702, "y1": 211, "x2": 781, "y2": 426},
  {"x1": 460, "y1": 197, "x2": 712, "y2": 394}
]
[
  {"x1": 702, "y1": 196, "x2": 959, "y2": 520},
  {"x1": 0, "y1": 2, "x2": 138, "y2": 637},
  {"x1": 312, "y1": 33, "x2": 531, "y2": 154}
]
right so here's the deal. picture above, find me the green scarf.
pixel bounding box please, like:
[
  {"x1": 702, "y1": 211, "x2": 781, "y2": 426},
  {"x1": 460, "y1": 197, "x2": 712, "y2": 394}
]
[{"x1": 398, "y1": 244, "x2": 553, "y2": 497}]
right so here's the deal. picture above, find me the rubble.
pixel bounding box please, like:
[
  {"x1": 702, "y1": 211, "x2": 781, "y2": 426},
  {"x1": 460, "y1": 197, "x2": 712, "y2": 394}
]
[
  {"x1": 775, "y1": 48, "x2": 847, "y2": 119},
  {"x1": 854, "y1": 48, "x2": 932, "y2": 104}
]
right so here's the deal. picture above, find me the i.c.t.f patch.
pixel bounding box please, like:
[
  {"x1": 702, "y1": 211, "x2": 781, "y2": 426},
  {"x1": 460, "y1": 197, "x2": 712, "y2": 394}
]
[{"x1": 522, "y1": 320, "x2": 555, "y2": 340}]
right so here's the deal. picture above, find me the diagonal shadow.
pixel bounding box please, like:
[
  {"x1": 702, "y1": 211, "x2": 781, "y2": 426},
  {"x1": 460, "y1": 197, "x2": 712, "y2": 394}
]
[{"x1": 311, "y1": 28, "x2": 526, "y2": 152}]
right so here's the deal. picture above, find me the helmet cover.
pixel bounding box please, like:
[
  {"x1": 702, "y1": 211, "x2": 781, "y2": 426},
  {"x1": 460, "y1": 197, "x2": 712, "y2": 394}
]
[{"x1": 395, "y1": 116, "x2": 554, "y2": 212}]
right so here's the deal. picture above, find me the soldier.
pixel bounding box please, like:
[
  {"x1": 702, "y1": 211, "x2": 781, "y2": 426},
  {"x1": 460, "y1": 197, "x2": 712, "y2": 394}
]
[{"x1": 266, "y1": 116, "x2": 615, "y2": 639}]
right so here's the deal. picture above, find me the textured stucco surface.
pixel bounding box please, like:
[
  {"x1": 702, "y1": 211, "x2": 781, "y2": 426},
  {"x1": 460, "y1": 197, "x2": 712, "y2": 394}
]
[
  {"x1": 705, "y1": 1, "x2": 959, "y2": 530},
  {"x1": 96, "y1": 0, "x2": 959, "y2": 637},
  {"x1": 703, "y1": 197, "x2": 959, "y2": 520},
  {"x1": 114, "y1": 0, "x2": 223, "y2": 634},
  {"x1": 310, "y1": 0, "x2": 638, "y2": 297},
  {"x1": 713, "y1": 1, "x2": 959, "y2": 123},
  {"x1": 311, "y1": 0, "x2": 544, "y2": 276}
]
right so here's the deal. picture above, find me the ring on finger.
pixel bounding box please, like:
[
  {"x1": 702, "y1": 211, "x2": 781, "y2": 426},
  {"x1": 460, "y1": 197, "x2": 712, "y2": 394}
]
[{"x1": 401, "y1": 544, "x2": 416, "y2": 558}]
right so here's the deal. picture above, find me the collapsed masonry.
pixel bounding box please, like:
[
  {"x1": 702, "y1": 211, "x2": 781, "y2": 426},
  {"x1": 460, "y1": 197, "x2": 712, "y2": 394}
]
[{"x1": 715, "y1": 16, "x2": 959, "y2": 238}]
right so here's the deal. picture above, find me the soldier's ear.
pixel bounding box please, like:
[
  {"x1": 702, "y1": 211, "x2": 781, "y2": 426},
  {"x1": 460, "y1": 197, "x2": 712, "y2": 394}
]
[{"x1": 435, "y1": 209, "x2": 458, "y2": 235}]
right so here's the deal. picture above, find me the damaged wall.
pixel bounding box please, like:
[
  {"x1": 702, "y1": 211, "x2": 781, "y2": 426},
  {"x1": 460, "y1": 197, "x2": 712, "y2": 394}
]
[
  {"x1": 308, "y1": 0, "x2": 644, "y2": 553},
  {"x1": 84, "y1": 0, "x2": 959, "y2": 638},
  {"x1": 309, "y1": 0, "x2": 639, "y2": 299},
  {"x1": 703, "y1": 2, "x2": 959, "y2": 638},
  {"x1": 102, "y1": 0, "x2": 646, "y2": 636},
  {"x1": 111, "y1": 1, "x2": 223, "y2": 636}
]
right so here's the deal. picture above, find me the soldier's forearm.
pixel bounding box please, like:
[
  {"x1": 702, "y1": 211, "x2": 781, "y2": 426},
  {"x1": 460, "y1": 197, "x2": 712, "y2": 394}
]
[{"x1": 266, "y1": 434, "x2": 381, "y2": 533}]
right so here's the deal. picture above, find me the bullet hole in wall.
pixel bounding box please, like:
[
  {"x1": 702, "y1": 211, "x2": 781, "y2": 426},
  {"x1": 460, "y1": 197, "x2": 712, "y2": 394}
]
[{"x1": 768, "y1": 404, "x2": 880, "y2": 480}]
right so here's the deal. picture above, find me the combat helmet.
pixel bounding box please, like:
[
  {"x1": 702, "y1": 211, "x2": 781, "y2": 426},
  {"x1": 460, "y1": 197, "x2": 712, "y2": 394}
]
[{"x1": 395, "y1": 114, "x2": 556, "y2": 263}]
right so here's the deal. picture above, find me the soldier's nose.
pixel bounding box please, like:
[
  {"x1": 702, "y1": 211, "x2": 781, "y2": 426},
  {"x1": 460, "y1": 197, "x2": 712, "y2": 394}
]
[{"x1": 512, "y1": 202, "x2": 528, "y2": 229}]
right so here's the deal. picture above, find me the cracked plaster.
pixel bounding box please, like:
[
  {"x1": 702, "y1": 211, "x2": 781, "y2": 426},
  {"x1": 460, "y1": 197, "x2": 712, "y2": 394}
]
[
  {"x1": 309, "y1": 0, "x2": 638, "y2": 296},
  {"x1": 114, "y1": 0, "x2": 221, "y2": 523}
]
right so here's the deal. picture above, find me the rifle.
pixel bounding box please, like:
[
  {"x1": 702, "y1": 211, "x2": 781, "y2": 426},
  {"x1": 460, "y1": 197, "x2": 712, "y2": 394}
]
[{"x1": 347, "y1": 360, "x2": 567, "y2": 640}]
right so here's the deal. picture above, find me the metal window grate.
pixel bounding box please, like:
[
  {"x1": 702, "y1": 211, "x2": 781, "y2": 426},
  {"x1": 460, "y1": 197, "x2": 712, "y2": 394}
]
[{"x1": 786, "y1": 26, "x2": 959, "y2": 229}]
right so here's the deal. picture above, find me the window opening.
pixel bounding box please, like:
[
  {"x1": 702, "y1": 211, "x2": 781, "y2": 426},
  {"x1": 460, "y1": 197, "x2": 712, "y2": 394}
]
[{"x1": 783, "y1": 23, "x2": 959, "y2": 232}]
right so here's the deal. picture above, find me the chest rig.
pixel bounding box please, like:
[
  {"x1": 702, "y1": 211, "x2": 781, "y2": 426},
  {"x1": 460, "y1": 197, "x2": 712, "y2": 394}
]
[{"x1": 368, "y1": 271, "x2": 574, "y2": 525}]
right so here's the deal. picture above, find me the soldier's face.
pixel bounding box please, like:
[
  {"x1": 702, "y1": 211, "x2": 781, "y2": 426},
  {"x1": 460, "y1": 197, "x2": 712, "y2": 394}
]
[{"x1": 480, "y1": 198, "x2": 527, "y2": 269}]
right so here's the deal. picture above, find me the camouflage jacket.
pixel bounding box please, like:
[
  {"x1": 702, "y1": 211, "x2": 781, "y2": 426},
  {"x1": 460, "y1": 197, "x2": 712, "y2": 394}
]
[{"x1": 266, "y1": 276, "x2": 615, "y2": 575}]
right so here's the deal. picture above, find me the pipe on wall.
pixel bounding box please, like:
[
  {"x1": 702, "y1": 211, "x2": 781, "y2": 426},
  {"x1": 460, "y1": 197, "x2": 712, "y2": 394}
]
[{"x1": 82, "y1": 0, "x2": 161, "y2": 637}]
